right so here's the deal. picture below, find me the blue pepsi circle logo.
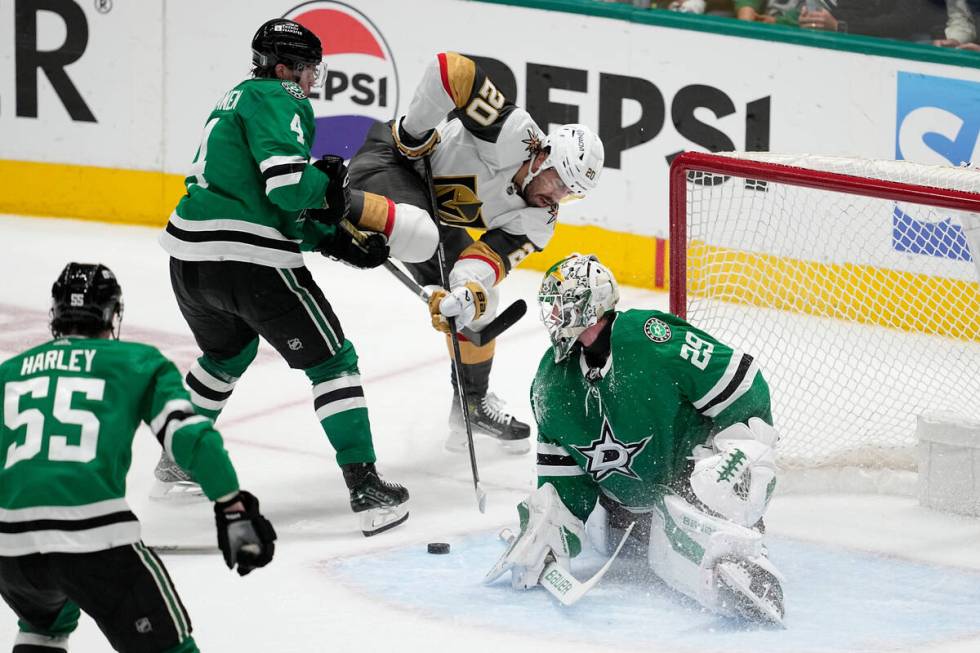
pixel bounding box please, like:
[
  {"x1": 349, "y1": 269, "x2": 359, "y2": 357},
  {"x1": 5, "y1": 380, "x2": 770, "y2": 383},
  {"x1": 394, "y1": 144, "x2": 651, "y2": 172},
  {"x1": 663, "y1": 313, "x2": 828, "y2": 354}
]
[{"x1": 284, "y1": 1, "x2": 399, "y2": 159}]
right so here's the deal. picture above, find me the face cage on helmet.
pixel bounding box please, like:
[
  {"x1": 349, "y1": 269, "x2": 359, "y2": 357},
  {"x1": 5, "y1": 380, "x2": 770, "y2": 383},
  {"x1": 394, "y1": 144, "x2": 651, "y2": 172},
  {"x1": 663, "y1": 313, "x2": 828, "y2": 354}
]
[
  {"x1": 539, "y1": 287, "x2": 594, "y2": 363},
  {"x1": 293, "y1": 60, "x2": 326, "y2": 89}
]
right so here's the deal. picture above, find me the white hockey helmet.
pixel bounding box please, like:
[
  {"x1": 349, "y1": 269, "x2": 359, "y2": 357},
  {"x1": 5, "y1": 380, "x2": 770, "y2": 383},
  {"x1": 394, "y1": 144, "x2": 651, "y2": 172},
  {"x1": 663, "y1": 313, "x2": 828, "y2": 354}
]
[
  {"x1": 522, "y1": 124, "x2": 604, "y2": 199},
  {"x1": 538, "y1": 253, "x2": 620, "y2": 363}
]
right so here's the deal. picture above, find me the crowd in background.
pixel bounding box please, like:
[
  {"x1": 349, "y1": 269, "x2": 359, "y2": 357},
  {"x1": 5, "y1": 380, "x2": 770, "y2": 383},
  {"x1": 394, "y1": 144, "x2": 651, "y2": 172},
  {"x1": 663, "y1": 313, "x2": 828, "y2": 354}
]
[{"x1": 603, "y1": 0, "x2": 980, "y2": 50}]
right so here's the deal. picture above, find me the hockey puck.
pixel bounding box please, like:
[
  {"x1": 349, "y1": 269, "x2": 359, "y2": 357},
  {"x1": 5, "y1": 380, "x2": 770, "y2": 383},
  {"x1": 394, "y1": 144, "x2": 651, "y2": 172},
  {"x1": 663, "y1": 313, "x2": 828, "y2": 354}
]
[{"x1": 427, "y1": 542, "x2": 450, "y2": 554}]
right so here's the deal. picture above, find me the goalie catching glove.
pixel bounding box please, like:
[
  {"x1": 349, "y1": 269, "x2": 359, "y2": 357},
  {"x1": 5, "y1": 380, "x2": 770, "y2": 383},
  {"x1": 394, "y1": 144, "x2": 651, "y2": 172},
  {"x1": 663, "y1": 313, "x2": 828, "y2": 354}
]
[
  {"x1": 484, "y1": 483, "x2": 585, "y2": 590},
  {"x1": 689, "y1": 417, "x2": 780, "y2": 528},
  {"x1": 214, "y1": 490, "x2": 277, "y2": 576},
  {"x1": 428, "y1": 281, "x2": 488, "y2": 333}
]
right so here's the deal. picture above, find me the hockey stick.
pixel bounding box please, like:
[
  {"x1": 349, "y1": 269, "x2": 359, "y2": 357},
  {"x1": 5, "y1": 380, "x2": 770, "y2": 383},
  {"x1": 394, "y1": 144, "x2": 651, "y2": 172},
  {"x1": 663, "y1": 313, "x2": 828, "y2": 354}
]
[
  {"x1": 491, "y1": 521, "x2": 636, "y2": 606},
  {"x1": 338, "y1": 219, "x2": 526, "y2": 347},
  {"x1": 423, "y1": 156, "x2": 487, "y2": 514}
]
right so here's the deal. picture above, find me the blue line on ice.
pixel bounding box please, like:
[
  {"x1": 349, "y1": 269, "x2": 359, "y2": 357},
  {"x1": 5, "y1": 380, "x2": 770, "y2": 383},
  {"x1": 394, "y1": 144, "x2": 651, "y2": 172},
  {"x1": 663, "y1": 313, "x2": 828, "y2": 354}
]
[{"x1": 325, "y1": 533, "x2": 980, "y2": 653}]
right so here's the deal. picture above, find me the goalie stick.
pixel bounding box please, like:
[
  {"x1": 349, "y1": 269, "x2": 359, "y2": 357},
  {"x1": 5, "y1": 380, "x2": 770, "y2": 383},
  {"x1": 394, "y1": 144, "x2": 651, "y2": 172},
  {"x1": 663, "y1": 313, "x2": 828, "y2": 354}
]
[
  {"x1": 338, "y1": 219, "x2": 527, "y2": 346},
  {"x1": 489, "y1": 521, "x2": 636, "y2": 606}
]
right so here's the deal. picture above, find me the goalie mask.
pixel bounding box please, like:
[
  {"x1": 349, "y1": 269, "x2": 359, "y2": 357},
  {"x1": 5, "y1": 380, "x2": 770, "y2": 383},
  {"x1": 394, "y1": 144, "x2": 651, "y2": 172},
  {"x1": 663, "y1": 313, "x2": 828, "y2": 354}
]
[
  {"x1": 50, "y1": 263, "x2": 123, "y2": 339},
  {"x1": 538, "y1": 254, "x2": 619, "y2": 363},
  {"x1": 522, "y1": 124, "x2": 604, "y2": 200}
]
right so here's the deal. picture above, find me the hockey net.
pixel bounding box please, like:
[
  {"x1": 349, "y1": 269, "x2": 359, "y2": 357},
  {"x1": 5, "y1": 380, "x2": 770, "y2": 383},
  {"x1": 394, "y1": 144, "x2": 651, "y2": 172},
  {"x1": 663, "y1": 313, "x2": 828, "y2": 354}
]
[{"x1": 669, "y1": 152, "x2": 980, "y2": 491}]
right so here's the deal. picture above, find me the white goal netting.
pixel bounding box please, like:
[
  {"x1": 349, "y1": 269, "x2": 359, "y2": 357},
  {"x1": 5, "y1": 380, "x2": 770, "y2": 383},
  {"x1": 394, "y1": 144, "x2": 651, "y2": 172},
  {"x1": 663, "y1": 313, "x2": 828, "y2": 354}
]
[{"x1": 672, "y1": 152, "x2": 980, "y2": 476}]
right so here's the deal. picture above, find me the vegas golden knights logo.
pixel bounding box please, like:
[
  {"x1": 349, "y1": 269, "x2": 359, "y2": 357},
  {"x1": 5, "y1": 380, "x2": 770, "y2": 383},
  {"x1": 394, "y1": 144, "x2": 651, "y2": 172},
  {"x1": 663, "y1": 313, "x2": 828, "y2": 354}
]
[{"x1": 434, "y1": 175, "x2": 484, "y2": 228}]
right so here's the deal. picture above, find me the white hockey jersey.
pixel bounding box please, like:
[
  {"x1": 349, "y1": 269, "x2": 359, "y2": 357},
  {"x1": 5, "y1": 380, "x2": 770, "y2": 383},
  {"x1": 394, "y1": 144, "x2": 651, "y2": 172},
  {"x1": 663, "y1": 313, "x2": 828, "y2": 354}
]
[{"x1": 399, "y1": 53, "x2": 556, "y2": 284}]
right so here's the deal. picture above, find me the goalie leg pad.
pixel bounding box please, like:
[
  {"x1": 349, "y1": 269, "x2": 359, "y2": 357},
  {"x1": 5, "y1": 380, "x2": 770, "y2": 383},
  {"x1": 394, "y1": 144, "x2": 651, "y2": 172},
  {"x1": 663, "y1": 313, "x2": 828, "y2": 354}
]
[
  {"x1": 484, "y1": 483, "x2": 585, "y2": 590},
  {"x1": 648, "y1": 488, "x2": 784, "y2": 622}
]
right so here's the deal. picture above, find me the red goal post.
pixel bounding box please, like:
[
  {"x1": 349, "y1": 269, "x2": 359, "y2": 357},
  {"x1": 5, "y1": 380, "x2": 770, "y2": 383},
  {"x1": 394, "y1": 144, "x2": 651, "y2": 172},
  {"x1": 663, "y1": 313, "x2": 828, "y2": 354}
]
[{"x1": 669, "y1": 151, "x2": 980, "y2": 481}]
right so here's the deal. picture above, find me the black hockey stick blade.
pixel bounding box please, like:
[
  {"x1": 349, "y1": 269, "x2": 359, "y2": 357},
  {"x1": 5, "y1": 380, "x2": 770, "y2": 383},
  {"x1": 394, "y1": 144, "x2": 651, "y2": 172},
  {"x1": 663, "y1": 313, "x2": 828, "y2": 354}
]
[{"x1": 462, "y1": 299, "x2": 527, "y2": 346}]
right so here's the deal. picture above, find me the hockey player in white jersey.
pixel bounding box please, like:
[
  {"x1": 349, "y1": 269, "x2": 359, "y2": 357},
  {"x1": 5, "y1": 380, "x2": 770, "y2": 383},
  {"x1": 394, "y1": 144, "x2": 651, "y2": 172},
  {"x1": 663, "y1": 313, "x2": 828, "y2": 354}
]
[{"x1": 348, "y1": 52, "x2": 604, "y2": 454}]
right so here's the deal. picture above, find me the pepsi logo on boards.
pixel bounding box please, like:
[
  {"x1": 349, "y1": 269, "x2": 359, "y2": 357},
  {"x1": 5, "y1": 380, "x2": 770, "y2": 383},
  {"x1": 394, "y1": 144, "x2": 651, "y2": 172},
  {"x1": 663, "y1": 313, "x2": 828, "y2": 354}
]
[{"x1": 285, "y1": 1, "x2": 399, "y2": 158}]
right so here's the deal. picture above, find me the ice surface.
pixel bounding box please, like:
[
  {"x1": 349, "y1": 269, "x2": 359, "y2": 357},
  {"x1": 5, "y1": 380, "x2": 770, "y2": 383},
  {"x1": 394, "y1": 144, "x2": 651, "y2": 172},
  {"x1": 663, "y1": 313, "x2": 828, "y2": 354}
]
[{"x1": 1, "y1": 215, "x2": 979, "y2": 652}]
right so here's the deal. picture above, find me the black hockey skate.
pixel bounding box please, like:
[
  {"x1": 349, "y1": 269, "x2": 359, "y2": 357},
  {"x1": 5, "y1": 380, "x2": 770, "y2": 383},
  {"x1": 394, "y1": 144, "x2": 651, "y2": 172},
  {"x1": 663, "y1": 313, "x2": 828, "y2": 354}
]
[
  {"x1": 341, "y1": 463, "x2": 409, "y2": 537},
  {"x1": 150, "y1": 452, "x2": 204, "y2": 501},
  {"x1": 446, "y1": 392, "x2": 531, "y2": 455},
  {"x1": 715, "y1": 556, "x2": 785, "y2": 626}
]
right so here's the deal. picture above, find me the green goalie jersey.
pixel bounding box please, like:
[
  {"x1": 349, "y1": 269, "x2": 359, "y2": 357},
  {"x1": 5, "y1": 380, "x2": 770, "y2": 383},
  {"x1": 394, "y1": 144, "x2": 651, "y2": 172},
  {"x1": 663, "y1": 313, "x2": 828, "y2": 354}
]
[
  {"x1": 0, "y1": 337, "x2": 239, "y2": 556},
  {"x1": 530, "y1": 309, "x2": 772, "y2": 522},
  {"x1": 159, "y1": 77, "x2": 335, "y2": 269}
]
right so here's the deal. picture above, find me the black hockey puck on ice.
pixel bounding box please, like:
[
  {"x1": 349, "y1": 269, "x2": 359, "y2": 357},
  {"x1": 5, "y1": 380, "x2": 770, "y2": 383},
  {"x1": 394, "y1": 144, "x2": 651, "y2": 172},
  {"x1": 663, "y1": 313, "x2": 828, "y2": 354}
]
[{"x1": 427, "y1": 542, "x2": 450, "y2": 554}]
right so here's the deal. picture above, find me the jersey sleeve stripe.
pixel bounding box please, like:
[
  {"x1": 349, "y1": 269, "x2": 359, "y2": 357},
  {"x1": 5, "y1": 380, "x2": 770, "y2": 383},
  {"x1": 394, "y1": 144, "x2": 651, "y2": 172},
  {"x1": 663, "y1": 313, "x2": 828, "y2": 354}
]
[
  {"x1": 149, "y1": 399, "x2": 195, "y2": 436},
  {"x1": 698, "y1": 356, "x2": 760, "y2": 418},
  {"x1": 440, "y1": 52, "x2": 476, "y2": 108},
  {"x1": 259, "y1": 155, "x2": 309, "y2": 172},
  {"x1": 265, "y1": 171, "x2": 305, "y2": 194},
  {"x1": 384, "y1": 197, "x2": 396, "y2": 237},
  {"x1": 692, "y1": 351, "x2": 748, "y2": 411}
]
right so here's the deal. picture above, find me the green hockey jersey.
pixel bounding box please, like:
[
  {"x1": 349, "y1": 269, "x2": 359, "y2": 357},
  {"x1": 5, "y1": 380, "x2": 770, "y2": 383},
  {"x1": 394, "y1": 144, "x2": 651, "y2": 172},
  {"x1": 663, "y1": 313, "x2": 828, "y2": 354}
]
[
  {"x1": 530, "y1": 309, "x2": 772, "y2": 521},
  {"x1": 0, "y1": 337, "x2": 239, "y2": 555},
  {"x1": 159, "y1": 77, "x2": 336, "y2": 268}
]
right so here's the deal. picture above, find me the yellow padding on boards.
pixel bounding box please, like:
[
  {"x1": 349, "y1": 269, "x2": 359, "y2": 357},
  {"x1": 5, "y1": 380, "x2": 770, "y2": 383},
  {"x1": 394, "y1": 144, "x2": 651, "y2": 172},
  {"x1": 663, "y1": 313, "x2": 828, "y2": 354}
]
[
  {"x1": 519, "y1": 223, "x2": 666, "y2": 290},
  {"x1": 688, "y1": 240, "x2": 980, "y2": 341},
  {"x1": 0, "y1": 160, "x2": 183, "y2": 227},
  {"x1": 445, "y1": 335, "x2": 495, "y2": 364}
]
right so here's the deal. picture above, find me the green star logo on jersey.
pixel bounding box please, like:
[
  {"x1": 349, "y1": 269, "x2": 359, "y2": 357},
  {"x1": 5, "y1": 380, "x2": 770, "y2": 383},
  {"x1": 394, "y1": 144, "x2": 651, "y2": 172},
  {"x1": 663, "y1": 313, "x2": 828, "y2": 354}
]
[
  {"x1": 573, "y1": 417, "x2": 652, "y2": 482},
  {"x1": 643, "y1": 317, "x2": 671, "y2": 343}
]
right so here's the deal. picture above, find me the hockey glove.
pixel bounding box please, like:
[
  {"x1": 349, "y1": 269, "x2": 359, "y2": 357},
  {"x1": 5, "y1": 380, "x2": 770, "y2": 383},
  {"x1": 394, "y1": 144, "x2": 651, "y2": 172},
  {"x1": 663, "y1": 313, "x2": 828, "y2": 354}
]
[
  {"x1": 689, "y1": 417, "x2": 780, "y2": 528},
  {"x1": 214, "y1": 491, "x2": 277, "y2": 576},
  {"x1": 318, "y1": 229, "x2": 390, "y2": 269},
  {"x1": 391, "y1": 116, "x2": 440, "y2": 160},
  {"x1": 307, "y1": 155, "x2": 351, "y2": 226},
  {"x1": 484, "y1": 483, "x2": 585, "y2": 590},
  {"x1": 427, "y1": 281, "x2": 488, "y2": 333}
]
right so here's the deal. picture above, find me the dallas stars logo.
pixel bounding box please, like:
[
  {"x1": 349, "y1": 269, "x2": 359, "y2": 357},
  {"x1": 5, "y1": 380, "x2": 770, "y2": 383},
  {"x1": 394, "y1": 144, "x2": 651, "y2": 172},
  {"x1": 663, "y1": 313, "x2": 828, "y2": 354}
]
[{"x1": 573, "y1": 417, "x2": 651, "y2": 482}]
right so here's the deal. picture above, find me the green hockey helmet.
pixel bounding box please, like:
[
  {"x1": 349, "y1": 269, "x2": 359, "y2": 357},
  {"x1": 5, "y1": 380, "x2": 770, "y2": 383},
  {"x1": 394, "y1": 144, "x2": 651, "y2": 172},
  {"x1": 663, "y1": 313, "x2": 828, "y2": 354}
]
[
  {"x1": 538, "y1": 253, "x2": 619, "y2": 362},
  {"x1": 50, "y1": 262, "x2": 123, "y2": 339}
]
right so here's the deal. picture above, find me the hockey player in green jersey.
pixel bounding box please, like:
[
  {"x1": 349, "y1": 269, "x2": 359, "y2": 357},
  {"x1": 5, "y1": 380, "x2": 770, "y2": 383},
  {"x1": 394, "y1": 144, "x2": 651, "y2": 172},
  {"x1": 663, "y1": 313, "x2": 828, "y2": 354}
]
[
  {"x1": 0, "y1": 263, "x2": 276, "y2": 653},
  {"x1": 157, "y1": 19, "x2": 434, "y2": 535},
  {"x1": 485, "y1": 254, "x2": 786, "y2": 624}
]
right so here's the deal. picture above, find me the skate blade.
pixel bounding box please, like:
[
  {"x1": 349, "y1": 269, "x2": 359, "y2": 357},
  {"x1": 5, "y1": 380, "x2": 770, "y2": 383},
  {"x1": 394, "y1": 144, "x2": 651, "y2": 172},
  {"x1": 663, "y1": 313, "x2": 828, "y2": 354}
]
[
  {"x1": 359, "y1": 505, "x2": 409, "y2": 537},
  {"x1": 716, "y1": 561, "x2": 785, "y2": 627},
  {"x1": 149, "y1": 480, "x2": 206, "y2": 502}
]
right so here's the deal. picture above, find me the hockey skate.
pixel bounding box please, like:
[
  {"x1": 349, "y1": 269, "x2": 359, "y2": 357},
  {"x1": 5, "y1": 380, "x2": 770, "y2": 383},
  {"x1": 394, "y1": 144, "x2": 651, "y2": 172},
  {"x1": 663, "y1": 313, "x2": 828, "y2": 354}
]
[
  {"x1": 149, "y1": 452, "x2": 204, "y2": 501},
  {"x1": 714, "y1": 556, "x2": 785, "y2": 626},
  {"x1": 341, "y1": 463, "x2": 409, "y2": 537},
  {"x1": 446, "y1": 392, "x2": 531, "y2": 454}
]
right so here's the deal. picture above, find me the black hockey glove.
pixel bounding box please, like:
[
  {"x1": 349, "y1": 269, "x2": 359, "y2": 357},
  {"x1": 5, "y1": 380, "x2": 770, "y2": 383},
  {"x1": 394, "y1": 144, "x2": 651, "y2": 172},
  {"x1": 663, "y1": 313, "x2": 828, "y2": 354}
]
[
  {"x1": 318, "y1": 229, "x2": 390, "y2": 269},
  {"x1": 214, "y1": 491, "x2": 277, "y2": 577},
  {"x1": 308, "y1": 155, "x2": 351, "y2": 226}
]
